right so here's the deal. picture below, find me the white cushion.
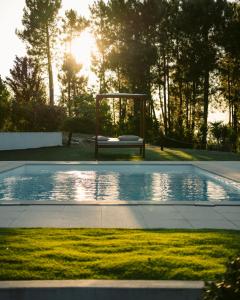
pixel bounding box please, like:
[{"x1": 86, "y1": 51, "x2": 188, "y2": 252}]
[
  {"x1": 118, "y1": 135, "x2": 140, "y2": 141},
  {"x1": 96, "y1": 135, "x2": 109, "y2": 141},
  {"x1": 98, "y1": 138, "x2": 143, "y2": 145}
]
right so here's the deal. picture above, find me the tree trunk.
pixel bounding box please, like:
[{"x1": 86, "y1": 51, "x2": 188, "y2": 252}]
[
  {"x1": 167, "y1": 56, "x2": 171, "y2": 134},
  {"x1": 67, "y1": 76, "x2": 71, "y2": 116},
  {"x1": 191, "y1": 80, "x2": 196, "y2": 142},
  {"x1": 227, "y1": 68, "x2": 232, "y2": 126},
  {"x1": 233, "y1": 97, "x2": 239, "y2": 152},
  {"x1": 186, "y1": 83, "x2": 189, "y2": 130},
  {"x1": 178, "y1": 79, "x2": 183, "y2": 136},
  {"x1": 46, "y1": 25, "x2": 54, "y2": 106},
  {"x1": 163, "y1": 50, "x2": 168, "y2": 134},
  {"x1": 202, "y1": 69, "x2": 209, "y2": 149},
  {"x1": 158, "y1": 83, "x2": 165, "y2": 126},
  {"x1": 117, "y1": 66, "x2": 122, "y2": 130}
]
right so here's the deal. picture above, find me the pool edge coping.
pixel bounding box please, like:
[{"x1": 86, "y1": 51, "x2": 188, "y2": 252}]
[{"x1": 0, "y1": 280, "x2": 204, "y2": 300}]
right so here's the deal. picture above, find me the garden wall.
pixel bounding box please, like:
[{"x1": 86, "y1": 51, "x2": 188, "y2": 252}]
[{"x1": 0, "y1": 132, "x2": 62, "y2": 150}]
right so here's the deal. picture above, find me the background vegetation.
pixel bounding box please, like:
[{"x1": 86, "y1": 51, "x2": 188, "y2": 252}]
[{"x1": 0, "y1": 0, "x2": 239, "y2": 152}]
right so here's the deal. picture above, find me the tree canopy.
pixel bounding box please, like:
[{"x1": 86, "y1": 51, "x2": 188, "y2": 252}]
[{"x1": 17, "y1": 0, "x2": 62, "y2": 105}]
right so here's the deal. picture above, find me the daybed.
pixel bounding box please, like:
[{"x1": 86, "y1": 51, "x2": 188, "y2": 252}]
[{"x1": 95, "y1": 93, "x2": 147, "y2": 159}]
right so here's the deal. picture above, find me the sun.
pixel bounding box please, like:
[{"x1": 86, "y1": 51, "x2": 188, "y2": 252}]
[{"x1": 71, "y1": 30, "x2": 97, "y2": 73}]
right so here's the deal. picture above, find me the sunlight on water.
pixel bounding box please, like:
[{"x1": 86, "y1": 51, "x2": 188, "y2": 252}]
[{"x1": 0, "y1": 165, "x2": 239, "y2": 202}]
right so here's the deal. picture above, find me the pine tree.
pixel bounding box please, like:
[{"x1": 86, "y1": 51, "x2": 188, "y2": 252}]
[
  {"x1": 17, "y1": 0, "x2": 61, "y2": 105},
  {"x1": 0, "y1": 76, "x2": 10, "y2": 130},
  {"x1": 6, "y1": 56, "x2": 46, "y2": 104}
]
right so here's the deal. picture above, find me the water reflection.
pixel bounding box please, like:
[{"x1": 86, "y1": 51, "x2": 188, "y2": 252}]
[
  {"x1": 0, "y1": 167, "x2": 239, "y2": 202},
  {"x1": 149, "y1": 173, "x2": 170, "y2": 201}
]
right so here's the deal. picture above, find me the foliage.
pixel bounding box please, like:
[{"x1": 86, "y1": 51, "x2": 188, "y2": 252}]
[
  {"x1": 6, "y1": 56, "x2": 46, "y2": 104},
  {"x1": 62, "y1": 93, "x2": 114, "y2": 138},
  {"x1": 62, "y1": 117, "x2": 95, "y2": 135},
  {"x1": 3, "y1": 0, "x2": 239, "y2": 148},
  {"x1": 9, "y1": 102, "x2": 65, "y2": 132},
  {"x1": 17, "y1": 0, "x2": 62, "y2": 105},
  {"x1": 62, "y1": 93, "x2": 96, "y2": 136},
  {"x1": 204, "y1": 256, "x2": 240, "y2": 300},
  {"x1": 0, "y1": 76, "x2": 10, "y2": 130},
  {"x1": 59, "y1": 54, "x2": 88, "y2": 116},
  {"x1": 210, "y1": 121, "x2": 235, "y2": 151},
  {"x1": 90, "y1": 0, "x2": 240, "y2": 151},
  {"x1": 62, "y1": 9, "x2": 89, "y2": 48},
  {"x1": 59, "y1": 10, "x2": 89, "y2": 116}
]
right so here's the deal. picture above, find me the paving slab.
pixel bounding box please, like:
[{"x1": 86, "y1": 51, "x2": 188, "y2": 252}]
[
  {"x1": 101, "y1": 206, "x2": 146, "y2": 228},
  {"x1": 144, "y1": 219, "x2": 193, "y2": 229},
  {"x1": 0, "y1": 204, "x2": 239, "y2": 229},
  {"x1": 62, "y1": 206, "x2": 101, "y2": 227},
  {"x1": 229, "y1": 220, "x2": 240, "y2": 229},
  {"x1": 176, "y1": 206, "x2": 224, "y2": 220},
  {"x1": 214, "y1": 206, "x2": 240, "y2": 213},
  {"x1": 219, "y1": 212, "x2": 240, "y2": 221},
  {"x1": 195, "y1": 161, "x2": 240, "y2": 182},
  {"x1": 188, "y1": 218, "x2": 237, "y2": 229}
]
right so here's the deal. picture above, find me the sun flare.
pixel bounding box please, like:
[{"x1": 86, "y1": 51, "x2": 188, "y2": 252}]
[{"x1": 71, "y1": 30, "x2": 97, "y2": 72}]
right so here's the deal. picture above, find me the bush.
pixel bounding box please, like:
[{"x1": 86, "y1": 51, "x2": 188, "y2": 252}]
[
  {"x1": 62, "y1": 116, "x2": 95, "y2": 145},
  {"x1": 9, "y1": 102, "x2": 65, "y2": 132},
  {"x1": 203, "y1": 256, "x2": 240, "y2": 300},
  {"x1": 0, "y1": 76, "x2": 10, "y2": 130},
  {"x1": 62, "y1": 117, "x2": 95, "y2": 135},
  {"x1": 209, "y1": 121, "x2": 235, "y2": 151}
]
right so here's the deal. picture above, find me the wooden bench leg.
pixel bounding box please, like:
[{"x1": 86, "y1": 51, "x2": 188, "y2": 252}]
[
  {"x1": 95, "y1": 144, "x2": 98, "y2": 160},
  {"x1": 142, "y1": 145, "x2": 145, "y2": 159}
]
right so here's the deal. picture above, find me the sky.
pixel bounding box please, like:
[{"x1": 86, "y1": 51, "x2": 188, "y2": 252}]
[
  {"x1": 0, "y1": 0, "x2": 95, "y2": 79},
  {"x1": 0, "y1": 0, "x2": 228, "y2": 122}
]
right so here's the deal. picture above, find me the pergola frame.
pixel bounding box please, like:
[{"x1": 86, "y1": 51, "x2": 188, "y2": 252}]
[{"x1": 95, "y1": 93, "x2": 147, "y2": 159}]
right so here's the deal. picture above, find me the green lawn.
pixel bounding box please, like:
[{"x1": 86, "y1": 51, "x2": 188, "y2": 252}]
[
  {"x1": 0, "y1": 229, "x2": 240, "y2": 281},
  {"x1": 0, "y1": 143, "x2": 239, "y2": 161}
]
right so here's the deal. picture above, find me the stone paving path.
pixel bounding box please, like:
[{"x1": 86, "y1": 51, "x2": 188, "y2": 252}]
[{"x1": 1, "y1": 204, "x2": 240, "y2": 229}]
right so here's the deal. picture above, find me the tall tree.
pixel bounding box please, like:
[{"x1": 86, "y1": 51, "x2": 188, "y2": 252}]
[
  {"x1": 90, "y1": 0, "x2": 111, "y2": 93},
  {"x1": 219, "y1": 1, "x2": 240, "y2": 151},
  {"x1": 59, "y1": 54, "x2": 87, "y2": 116},
  {"x1": 17, "y1": 0, "x2": 61, "y2": 105},
  {"x1": 60, "y1": 10, "x2": 88, "y2": 116},
  {"x1": 89, "y1": 0, "x2": 239, "y2": 148},
  {"x1": 0, "y1": 76, "x2": 10, "y2": 130},
  {"x1": 62, "y1": 9, "x2": 88, "y2": 53},
  {"x1": 6, "y1": 56, "x2": 46, "y2": 104}
]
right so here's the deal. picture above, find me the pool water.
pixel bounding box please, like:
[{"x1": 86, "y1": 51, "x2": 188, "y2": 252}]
[{"x1": 0, "y1": 164, "x2": 239, "y2": 202}]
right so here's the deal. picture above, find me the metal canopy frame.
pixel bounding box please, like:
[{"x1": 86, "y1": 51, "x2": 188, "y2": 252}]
[{"x1": 95, "y1": 93, "x2": 147, "y2": 159}]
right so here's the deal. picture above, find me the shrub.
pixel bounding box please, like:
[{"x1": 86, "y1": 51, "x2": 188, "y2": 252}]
[
  {"x1": 203, "y1": 256, "x2": 240, "y2": 300},
  {"x1": 62, "y1": 117, "x2": 95, "y2": 135},
  {"x1": 209, "y1": 121, "x2": 235, "y2": 151},
  {"x1": 10, "y1": 102, "x2": 65, "y2": 132},
  {"x1": 62, "y1": 116, "x2": 95, "y2": 145},
  {"x1": 0, "y1": 76, "x2": 10, "y2": 130}
]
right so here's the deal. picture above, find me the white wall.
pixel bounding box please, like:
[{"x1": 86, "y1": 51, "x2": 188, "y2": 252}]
[{"x1": 0, "y1": 132, "x2": 62, "y2": 151}]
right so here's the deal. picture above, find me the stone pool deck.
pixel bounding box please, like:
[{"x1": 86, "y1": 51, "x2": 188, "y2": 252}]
[{"x1": 0, "y1": 161, "x2": 239, "y2": 229}]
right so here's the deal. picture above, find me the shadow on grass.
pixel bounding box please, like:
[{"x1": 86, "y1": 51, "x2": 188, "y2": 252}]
[{"x1": 0, "y1": 143, "x2": 239, "y2": 161}]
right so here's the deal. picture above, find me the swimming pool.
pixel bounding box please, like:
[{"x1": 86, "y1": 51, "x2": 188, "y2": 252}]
[{"x1": 0, "y1": 164, "x2": 239, "y2": 202}]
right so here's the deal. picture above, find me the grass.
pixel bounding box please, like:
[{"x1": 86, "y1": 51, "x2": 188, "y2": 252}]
[
  {"x1": 0, "y1": 228, "x2": 240, "y2": 281},
  {"x1": 0, "y1": 143, "x2": 239, "y2": 161}
]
